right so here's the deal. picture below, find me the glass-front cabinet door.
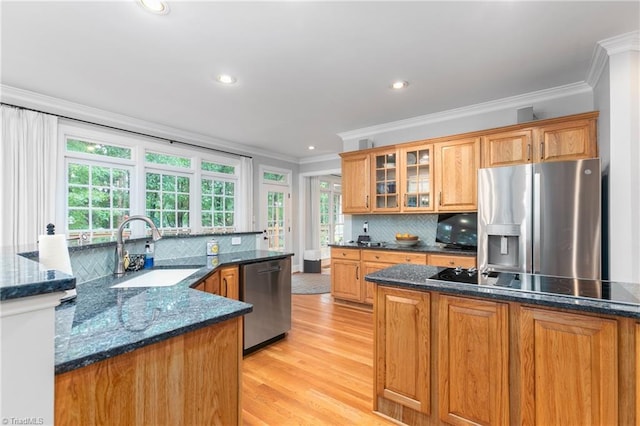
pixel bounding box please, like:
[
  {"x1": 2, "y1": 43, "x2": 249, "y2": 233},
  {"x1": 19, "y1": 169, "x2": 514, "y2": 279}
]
[
  {"x1": 372, "y1": 149, "x2": 400, "y2": 212},
  {"x1": 401, "y1": 145, "x2": 433, "y2": 212}
]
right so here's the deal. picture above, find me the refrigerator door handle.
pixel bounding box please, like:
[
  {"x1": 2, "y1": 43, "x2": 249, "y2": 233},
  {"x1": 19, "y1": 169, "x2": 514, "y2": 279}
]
[{"x1": 533, "y1": 171, "x2": 541, "y2": 274}]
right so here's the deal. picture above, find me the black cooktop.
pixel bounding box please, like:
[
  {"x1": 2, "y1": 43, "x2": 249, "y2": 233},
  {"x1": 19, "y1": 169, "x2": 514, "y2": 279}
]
[{"x1": 429, "y1": 268, "x2": 640, "y2": 306}]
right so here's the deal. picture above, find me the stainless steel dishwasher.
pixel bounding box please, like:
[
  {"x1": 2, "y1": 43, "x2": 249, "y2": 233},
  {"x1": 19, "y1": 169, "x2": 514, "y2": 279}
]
[{"x1": 240, "y1": 256, "x2": 291, "y2": 353}]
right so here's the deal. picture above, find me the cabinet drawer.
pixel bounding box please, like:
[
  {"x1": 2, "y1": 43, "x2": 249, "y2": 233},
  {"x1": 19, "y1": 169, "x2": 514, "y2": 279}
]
[
  {"x1": 331, "y1": 247, "x2": 361, "y2": 261},
  {"x1": 362, "y1": 250, "x2": 427, "y2": 265},
  {"x1": 428, "y1": 254, "x2": 476, "y2": 268}
]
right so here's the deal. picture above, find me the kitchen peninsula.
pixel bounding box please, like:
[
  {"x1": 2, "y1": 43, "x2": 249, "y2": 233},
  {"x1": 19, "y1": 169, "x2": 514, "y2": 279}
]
[
  {"x1": 52, "y1": 250, "x2": 294, "y2": 425},
  {"x1": 365, "y1": 264, "x2": 639, "y2": 425}
]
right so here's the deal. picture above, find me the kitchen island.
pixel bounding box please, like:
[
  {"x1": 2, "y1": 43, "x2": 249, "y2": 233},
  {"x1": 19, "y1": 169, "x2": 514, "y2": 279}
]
[
  {"x1": 365, "y1": 264, "x2": 639, "y2": 426},
  {"x1": 54, "y1": 250, "x2": 290, "y2": 425}
]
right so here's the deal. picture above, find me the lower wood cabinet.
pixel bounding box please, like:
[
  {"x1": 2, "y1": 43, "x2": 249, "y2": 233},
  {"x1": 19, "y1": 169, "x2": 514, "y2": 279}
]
[
  {"x1": 375, "y1": 286, "x2": 430, "y2": 415},
  {"x1": 331, "y1": 248, "x2": 362, "y2": 302},
  {"x1": 55, "y1": 318, "x2": 242, "y2": 425},
  {"x1": 428, "y1": 254, "x2": 476, "y2": 268},
  {"x1": 438, "y1": 295, "x2": 509, "y2": 426},
  {"x1": 518, "y1": 307, "x2": 619, "y2": 426},
  {"x1": 374, "y1": 285, "x2": 637, "y2": 426},
  {"x1": 195, "y1": 266, "x2": 239, "y2": 300}
]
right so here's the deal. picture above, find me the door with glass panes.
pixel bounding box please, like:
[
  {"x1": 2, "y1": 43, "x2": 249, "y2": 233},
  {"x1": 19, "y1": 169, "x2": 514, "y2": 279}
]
[{"x1": 260, "y1": 169, "x2": 291, "y2": 252}]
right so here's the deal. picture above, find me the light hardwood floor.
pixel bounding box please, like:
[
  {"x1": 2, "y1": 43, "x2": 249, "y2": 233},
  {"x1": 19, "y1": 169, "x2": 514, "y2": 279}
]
[{"x1": 242, "y1": 293, "x2": 393, "y2": 425}]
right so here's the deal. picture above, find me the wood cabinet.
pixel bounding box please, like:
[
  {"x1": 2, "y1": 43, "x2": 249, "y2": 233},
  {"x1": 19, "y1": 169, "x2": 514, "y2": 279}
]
[
  {"x1": 399, "y1": 144, "x2": 434, "y2": 212},
  {"x1": 438, "y1": 295, "x2": 509, "y2": 426},
  {"x1": 375, "y1": 286, "x2": 430, "y2": 415},
  {"x1": 434, "y1": 137, "x2": 480, "y2": 211},
  {"x1": 518, "y1": 307, "x2": 618, "y2": 425},
  {"x1": 371, "y1": 148, "x2": 400, "y2": 212},
  {"x1": 482, "y1": 129, "x2": 533, "y2": 168},
  {"x1": 428, "y1": 253, "x2": 476, "y2": 268},
  {"x1": 534, "y1": 116, "x2": 598, "y2": 162},
  {"x1": 330, "y1": 248, "x2": 362, "y2": 302},
  {"x1": 637, "y1": 322, "x2": 640, "y2": 424},
  {"x1": 220, "y1": 266, "x2": 239, "y2": 300},
  {"x1": 341, "y1": 152, "x2": 370, "y2": 213},
  {"x1": 56, "y1": 318, "x2": 242, "y2": 425},
  {"x1": 482, "y1": 113, "x2": 598, "y2": 167},
  {"x1": 204, "y1": 271, "x2": 221, "y2": 294}
]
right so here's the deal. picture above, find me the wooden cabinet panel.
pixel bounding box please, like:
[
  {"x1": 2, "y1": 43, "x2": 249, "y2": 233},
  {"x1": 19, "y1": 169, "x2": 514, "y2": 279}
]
[
  {"x1": 438, "y1": 295, "x2": 509, "y2": 426},
  {"x1": 372, "y1": 148, "x2": 400, "y2": 212},
  {"x1": 434, "y1": 137, "x2": 480, "y2": 211},
  {"x1": 375, "y1": 286, "x2": 430, "y2": 414},
  {"x1": 341, "y1": 152, "x2": 370, "y2": 213},
  {"x1": 519, "y1": 307, "x2": 618, "y2": 425},
  {"x1": 331, "y1": 247, "x2": 361, "y2": 261},
  {"x1": 204, "y1": 272, "x2": 221, "y2": 295},
  {"x1": 636, "y1": 322, "x2": 640, "y2": 424},
  {"x1": 220, "y1": 266, "x2": 239, "y2": 300},
  {"x1": 428, "y1": 254, "x2": 476, "y2": 268},
  {"x1": 362, "y1": 250, "x2": 427, "y2": 265},
  {"x1": 534, "y1": 117, "x2": 597, "y2": 162},
  {"x1": 400, "y1": 144, "x2": 434, "y2": 212},
  {"x1": 482, "y1": 129, "x2": 533, "y2": 167},
  {"x1": 362, "y1": 262, "x2": 387, "y2": 305},
  {"x1": 56, "y1": 319, "x2": 242, "y2": 425},
  {"x1": 331, "y1": 259, "x2": 361, "y2": 301}
]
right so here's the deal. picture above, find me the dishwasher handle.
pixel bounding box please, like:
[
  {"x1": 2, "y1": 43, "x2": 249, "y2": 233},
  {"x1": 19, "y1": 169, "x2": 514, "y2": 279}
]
[{"x1": 257, "y1": 266, "x2": 283, "y2": 274}]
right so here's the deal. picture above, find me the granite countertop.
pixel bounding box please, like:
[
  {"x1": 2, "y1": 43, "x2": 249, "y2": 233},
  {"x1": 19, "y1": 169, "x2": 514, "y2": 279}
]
[
  {"x1": 0, "y1": 253, "x2": 76, "y2": 301},
  {"x1": 55, "y1": 250, "x2": 292, "y2": 374},
  {"x1": 365, "y1": 264, "x2": 640, "y2": 319},
  {"x1": 329, "y1": 242, "x2": 477, "y2": 256}
]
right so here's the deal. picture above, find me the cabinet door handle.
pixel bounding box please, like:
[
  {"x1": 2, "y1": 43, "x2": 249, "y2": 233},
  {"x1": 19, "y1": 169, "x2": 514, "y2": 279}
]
[
  {"x1": 405, "y1": 257, "x2": 411, "y2": 262},
  {"x1": 403, "y1": 193, "x2": 407, "y2": 207},
  {"x1": 365, "y1": 195, "x2": 369, "y2": 209},
  {"x1": 449, "y1": 261, "x2": 454, "y2": 265},
  {"x1": 439, "y1": 192, "x2": 442, "y2": 206},
  {"x1": 540, "y1": 142, "x2": 544, "y2": 160},
  {"x1": 356, "y1": 266, "x2": 359, "y2": 280},
  {"x1": 527, "y1": 143, "x2": 531, "y2": 161},
  {"x1": 342, "y1": 252, "x2": 347, "y2": 256},
  {"x1": 375, "y1": 255, "x2": 380, "y2": 259},
  {"x1": 222, "y1": 278, "x2": 227, "y2": 297}
]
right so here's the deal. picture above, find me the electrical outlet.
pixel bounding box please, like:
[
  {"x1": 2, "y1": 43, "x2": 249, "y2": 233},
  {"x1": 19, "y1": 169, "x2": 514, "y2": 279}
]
[{"x1": 231, "y1": 237, "x2": 241, "y2": 245}]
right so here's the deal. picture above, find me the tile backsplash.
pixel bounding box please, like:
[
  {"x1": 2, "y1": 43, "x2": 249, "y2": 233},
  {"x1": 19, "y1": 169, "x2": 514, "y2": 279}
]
[
  {"x1": 350, "y1": 214, "x2": 438, "y2": 244},
  {"x1": 66, "y1": 233, "x2": 258, "y2": 284}
]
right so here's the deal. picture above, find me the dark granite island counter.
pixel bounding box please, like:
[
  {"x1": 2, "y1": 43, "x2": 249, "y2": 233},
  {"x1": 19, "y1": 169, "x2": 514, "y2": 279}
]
[
  {"x1": 54, "y1": 250, "x2": 291, "y2": 426},
  {"x1": 365, "y1": 264, "x2": 639, "y2": 426}
]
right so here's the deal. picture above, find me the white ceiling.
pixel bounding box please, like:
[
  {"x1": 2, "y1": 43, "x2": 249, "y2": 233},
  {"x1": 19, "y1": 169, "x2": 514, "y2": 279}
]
[{"x1": 1, "y1": 1, "x2": 638, "y2": 162}]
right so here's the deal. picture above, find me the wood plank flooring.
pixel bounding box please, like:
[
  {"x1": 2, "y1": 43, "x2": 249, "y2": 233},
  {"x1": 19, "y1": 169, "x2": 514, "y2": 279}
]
[{"x1": 242, "y1": 293, "x2": 393, "y2": 425}]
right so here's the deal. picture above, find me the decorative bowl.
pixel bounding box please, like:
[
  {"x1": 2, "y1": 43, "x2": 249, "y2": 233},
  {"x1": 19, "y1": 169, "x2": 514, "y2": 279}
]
[{"x1": 395, "y1": 238, "x2": 419, "y2": 247}]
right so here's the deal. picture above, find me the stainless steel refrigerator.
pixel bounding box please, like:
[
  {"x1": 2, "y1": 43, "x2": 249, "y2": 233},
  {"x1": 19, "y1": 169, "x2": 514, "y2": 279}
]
[{"x1": 478, "y1": 158, "x2": 601, "y2": 279}]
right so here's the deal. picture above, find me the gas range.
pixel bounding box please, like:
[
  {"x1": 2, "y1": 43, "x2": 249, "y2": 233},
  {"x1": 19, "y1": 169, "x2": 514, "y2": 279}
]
[{"x1": 430, "y1": 266, "x2": 480, "y2": 284}]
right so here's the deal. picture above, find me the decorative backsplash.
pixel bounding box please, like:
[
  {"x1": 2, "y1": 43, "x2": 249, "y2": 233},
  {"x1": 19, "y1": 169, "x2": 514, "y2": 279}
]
[
  {"x1": 350, "y1": 214, "x2": 438, "y2": 245},
  {"x1": 66, "y1": 233, "x2": 258, "y2": 284}
]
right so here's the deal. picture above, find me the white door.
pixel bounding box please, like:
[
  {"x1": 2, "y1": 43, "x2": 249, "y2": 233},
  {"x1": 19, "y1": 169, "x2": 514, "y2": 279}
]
[{"x1": 260, "y1": 168, "x2": 292, "y2": 252}]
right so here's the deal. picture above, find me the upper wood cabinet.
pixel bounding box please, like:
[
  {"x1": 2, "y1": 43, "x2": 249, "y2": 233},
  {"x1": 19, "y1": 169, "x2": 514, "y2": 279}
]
[
  {"x1": 399, "y1": 144, "x2": 434, "y2": 212},
  {"x1": 519, "y1": 307, "x2": 618, "y2": 425},
  {"x1": 534, "y1": 116, "x2": 597, "y2": 162},
  {"x1": 482, "y1": 129, "x2": 533, "y2": 168},
  {"x1": 341, "y1": 152, "x2": 370, "y2": 213},
  {"x1": 371, "y1": 148, "x2": 400, "y2": 212},
  {"x1": 434, "y1": 137, "x2": 480, "y2": 211},
  {"x1": 482, "y1": 113, "x2": 598, "y2": 167}
]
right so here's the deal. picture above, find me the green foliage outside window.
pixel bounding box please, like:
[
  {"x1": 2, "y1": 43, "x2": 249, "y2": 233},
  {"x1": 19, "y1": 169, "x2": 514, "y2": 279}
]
[
  {"x1": 202, "y1": 160, "x2": 235, "y2": 174},
  {"x1": 145, "y1": 152, "x2": 191, "y2": 168},
  {"x1": 67, "y1": 139, "x2": 131, "y2": 159},
  {"x1": 146, "y1": 172, "x2": 190, "y2": 229}
]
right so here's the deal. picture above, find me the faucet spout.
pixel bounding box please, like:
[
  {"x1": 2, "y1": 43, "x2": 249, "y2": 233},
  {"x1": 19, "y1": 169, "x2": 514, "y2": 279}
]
[{"x1": 114, "y1": 215, "x2": 161, "y2": 276}]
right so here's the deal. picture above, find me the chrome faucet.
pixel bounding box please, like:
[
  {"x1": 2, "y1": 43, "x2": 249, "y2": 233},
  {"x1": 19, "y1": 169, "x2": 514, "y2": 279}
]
[{"x1": 114, "y1": 215, "x2": 162, "y2": 276}]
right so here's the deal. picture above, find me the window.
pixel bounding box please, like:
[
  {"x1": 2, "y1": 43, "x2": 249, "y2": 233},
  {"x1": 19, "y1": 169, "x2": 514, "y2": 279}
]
[{"x1": 60, "y1": 125, "x2": 245, "y2": 238}]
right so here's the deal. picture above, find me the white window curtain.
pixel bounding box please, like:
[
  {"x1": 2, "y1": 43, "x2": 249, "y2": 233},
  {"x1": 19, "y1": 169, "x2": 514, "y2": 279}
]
[
  {"x1": 237, "y1": 156, "x2": 253, "y2": 231},
  {"x1": 0, "y1": 105, "x2": 59, "y2": 249},
  {"x1": 308, "y1": 176, "x2": 321, "y2": 250}
]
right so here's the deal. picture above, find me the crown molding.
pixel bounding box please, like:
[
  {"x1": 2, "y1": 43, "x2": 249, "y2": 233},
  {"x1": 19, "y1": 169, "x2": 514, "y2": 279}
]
[
  {"x1": 337, "y1": 82, "x2": 591, "y2": 141},
  {"x1": 298, "y1": 153, "x2": 340, "y2": 165},
  {"x1": 0, "y1": 84, "x2": 300, "y2": 164},
  {"x1": 587, "y1": 30, "x2": 640, "y2": 87}
]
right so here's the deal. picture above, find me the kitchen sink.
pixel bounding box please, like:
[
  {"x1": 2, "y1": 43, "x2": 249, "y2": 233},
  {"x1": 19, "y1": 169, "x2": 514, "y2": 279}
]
[{"x1": 110, "y1": 268, "x2": 200, "y2": 288}]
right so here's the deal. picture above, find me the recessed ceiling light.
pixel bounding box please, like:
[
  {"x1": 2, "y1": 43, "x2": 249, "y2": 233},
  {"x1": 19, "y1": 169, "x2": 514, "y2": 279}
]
[
  {"x1": 308, "y1": 146, "x2": 316, "y2": 150},
  {"x1": 216, "y1": 74, "x2": 237, "y2": 85},
  {"x1": 138, "y1": 0, "x2": 169, "y2": 14},
  {"x1": 391, "y1": 80, "x2": 409, "y2": 90}
]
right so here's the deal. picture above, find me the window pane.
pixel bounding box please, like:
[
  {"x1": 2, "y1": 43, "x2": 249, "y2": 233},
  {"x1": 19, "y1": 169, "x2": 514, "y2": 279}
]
[
  {"x1": 93, "y1": 210, "x2": 111, "y2": 229},
  {"x1": 202, "y1": 161, "x2": 235, "y2": 174},
  {"x1": 146, "y1": 171, "x2": 190, "y2": 231},
  {"x1": 263, "y1": 172, "x2": 286, "y2": 182},
  {"x1": 177, "y1": 194, "x2": 189, "y2": 210},
  {"x1": 177, "y1": 176, "x2": 189, "y2": 193},
  {"x1": 146, "y1": 191, "x2": 160, "y2": 210},
  {"x1": 146, "y1": 173, "x2": 161, "y2": 190},
  {"x1": 213, "y1": 181, "x2": 223, "y2": 195},
  {"x1": 202, "y1": 212, "x2": 212, "y2": 227},
  {"x1": 162, "y1": 175, "x2": 176, "y2": 192},
  {"x1": 225, "y1": 182, "x2": 234, "y2": 196},
  {"x1": 92, "y1": 188, "x2": 110, "y2": 208},
  {"x1": 68, "y1": 186, "x2": 89, "y2": 207},
  {"x1": 112, "y1": 169, "x2": 129, "y2": 188},
  {"x1": 163, "y1": 193, "x2": 176, "y2": 210},
  {"x1": 225, "y1": 197, "x2": 234, "y2": 211},
  {"x1": 67, "y1": 139, "x2": 131, "y2": 160},
  {"x1": 146, "y1": 152, "x2": 191, "y2": 168},
  {"x1": 92, "y1": 166, "x2": 111, "y2": 187},
  {"x1": 68, "y1": 209, "x2": 89, "y2": 230},
  {"x1": 68, "y1": 164, "x2": 88, "y2": 185}
]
